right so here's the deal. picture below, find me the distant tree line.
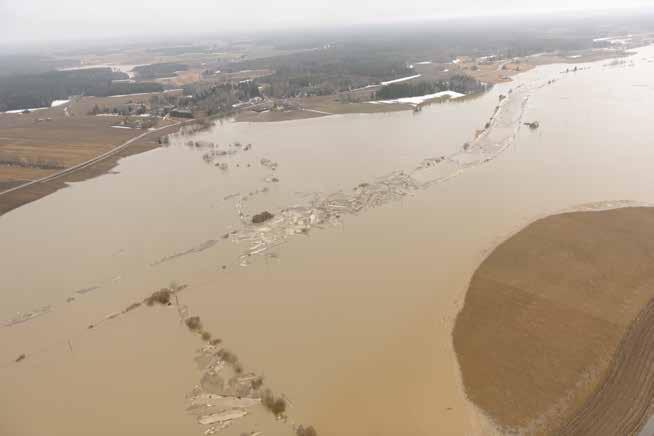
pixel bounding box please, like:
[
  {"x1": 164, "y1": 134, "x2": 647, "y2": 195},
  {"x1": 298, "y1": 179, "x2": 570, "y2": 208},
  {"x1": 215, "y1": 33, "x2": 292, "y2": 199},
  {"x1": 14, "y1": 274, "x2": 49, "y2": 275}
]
[
  {"x1": 182, "y1": 80, "x2": 261, "y2": 116},
  {"x1": 133, "y1": 63, "x2": 189, "y2": 80},
  {"x1": 224, "y1": 46, "x2": 413, "y2": 99},
  {"x1": 375, "y1": 75, "x2": 487, "y2": 100},
  {"x1": 0, "y1": 68, "x2": 163, "y2": 111}
]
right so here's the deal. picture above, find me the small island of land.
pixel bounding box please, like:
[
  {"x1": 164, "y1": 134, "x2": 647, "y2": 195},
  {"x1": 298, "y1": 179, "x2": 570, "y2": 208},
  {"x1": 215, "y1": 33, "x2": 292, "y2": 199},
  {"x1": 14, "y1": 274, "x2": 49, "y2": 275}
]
[{"x1": 454, "y1": 206, "x2": 654, "y2": 435}]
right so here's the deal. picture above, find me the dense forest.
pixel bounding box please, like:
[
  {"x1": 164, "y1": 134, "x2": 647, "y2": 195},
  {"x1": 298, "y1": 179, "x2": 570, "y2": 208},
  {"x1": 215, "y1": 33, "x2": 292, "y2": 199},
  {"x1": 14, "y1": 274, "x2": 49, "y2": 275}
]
[
  {"x1": 133, "y1": 63, "x2": 189, "y2": 79},
  {"x1": 0, "y1": 55, "x2": 70, "y2": 78},
  {"x1": 0, "y1": 68, "x2": 163, "y2": 111},
  {"x1": 375, "y1": 75, "x2": 487, "y2": 100},
  {"x1": 225, "y1": 46, "x2": 413, "y2": 98}
]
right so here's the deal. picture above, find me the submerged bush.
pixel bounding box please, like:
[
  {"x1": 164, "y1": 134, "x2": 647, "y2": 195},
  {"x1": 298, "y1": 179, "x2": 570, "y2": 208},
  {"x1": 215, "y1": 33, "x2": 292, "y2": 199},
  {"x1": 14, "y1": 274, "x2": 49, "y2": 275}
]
[
  {"x1": 251, "y1": 376, "x2": 264, "y2": 390},
  {"x1": 145, "y1": 288, "x2": 172, "y2": 306},
  {"x1": 262, "y1": 389, "x2": 286, "y2": 416},
  {"x1": 216, "y1": 348, "x2": 239, "y2": 365},
  {"x1": 185, "y1": 316, "x2": 203, "y2": 332},
  {"x1": 296, "y1": 425, "x2": 318, "y2": 436}
]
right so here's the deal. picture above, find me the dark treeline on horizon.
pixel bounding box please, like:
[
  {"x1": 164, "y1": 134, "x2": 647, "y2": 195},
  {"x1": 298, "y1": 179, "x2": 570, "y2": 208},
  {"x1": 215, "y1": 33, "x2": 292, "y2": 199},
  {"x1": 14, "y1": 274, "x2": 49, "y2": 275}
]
[
  {"x1": 375, "y1": 75, "x2": 486, "y2": 100},
  {"x1": 0, "y1": 68, "x2": 164, "y2": 111}
]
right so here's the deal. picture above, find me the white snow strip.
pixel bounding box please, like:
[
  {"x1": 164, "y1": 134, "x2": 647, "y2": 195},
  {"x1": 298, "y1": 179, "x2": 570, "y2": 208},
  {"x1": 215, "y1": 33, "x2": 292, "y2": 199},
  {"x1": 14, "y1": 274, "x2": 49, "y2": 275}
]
[
  {"x1": 415, "y1": 61, "x2": 432, "y2": 65},
  {"x1": 108, "y1": 89, "x2": 183, "y2": 98},
  {"x1": 3, "y1": 107, "x2": 48, "y2": 114},
  {"x1": 370, "y1": 90, "x2": 465, "y2": 106},
  {"x1": 594, "y1": 35, "x2": 633, "y2": 44},
  {"x1": 380, "y1": 74, "x2": 422, "y2": 86},
  {"x1": 303, "y1": 109, "x2": 333, "y2": 115},
  {"x1": 111, "y1": 125, "x2": 133, "y2": 129},
  {"x1": 567, "y1": 55, "x2": 582, "y2": 59},
  {"x1": 51, "y1": 99, "x2": 70, "y2": 107}
]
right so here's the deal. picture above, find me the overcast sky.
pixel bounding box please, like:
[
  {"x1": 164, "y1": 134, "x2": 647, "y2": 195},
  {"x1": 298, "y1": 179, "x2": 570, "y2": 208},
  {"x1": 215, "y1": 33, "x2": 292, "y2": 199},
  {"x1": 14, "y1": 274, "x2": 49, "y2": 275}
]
[{"x1": 0, "y1": 0, "x2": 650, "y2": 44}]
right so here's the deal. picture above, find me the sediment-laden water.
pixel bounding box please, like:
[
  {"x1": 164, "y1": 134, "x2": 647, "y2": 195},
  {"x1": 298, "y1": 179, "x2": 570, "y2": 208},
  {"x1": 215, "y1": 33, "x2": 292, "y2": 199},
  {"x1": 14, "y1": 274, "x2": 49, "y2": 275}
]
[{"x1": 2, "y1": 46, "x2": 654, "y2": 435}]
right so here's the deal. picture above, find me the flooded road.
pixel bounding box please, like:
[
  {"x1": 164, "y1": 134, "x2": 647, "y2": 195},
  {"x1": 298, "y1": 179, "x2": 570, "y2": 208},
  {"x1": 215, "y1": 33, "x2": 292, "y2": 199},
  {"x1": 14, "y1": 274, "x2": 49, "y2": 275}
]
[{"x1": 2, "y1": 46, "x2": 654, "y2": 435}]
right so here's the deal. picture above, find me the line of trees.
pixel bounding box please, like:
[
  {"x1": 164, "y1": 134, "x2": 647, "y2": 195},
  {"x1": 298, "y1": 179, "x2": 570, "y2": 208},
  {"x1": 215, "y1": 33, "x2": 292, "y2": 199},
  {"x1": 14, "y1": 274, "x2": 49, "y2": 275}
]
[
  {"x1": 375, "y1": 75, "x2": 487, "y2": 100},
  {"x1": 0, "y1": 68, "x2": 163, "y2": 111},
  {"x1": 183, "y1": 80, "x2": 261, "y2": 116},
  {"x1": 133, "y1": 63, "x2": 189, "y2": 79}
]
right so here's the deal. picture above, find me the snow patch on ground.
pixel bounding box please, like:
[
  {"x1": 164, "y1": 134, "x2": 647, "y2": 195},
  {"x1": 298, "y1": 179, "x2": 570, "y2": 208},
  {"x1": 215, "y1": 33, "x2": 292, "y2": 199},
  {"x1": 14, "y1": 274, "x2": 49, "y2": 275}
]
[
  {"x1": 108, "y1": 89, "x2": 183, "y2": 98},
  {"x1": 51, "y1": 99, "x2": 70, "y2": 107},
  {"x1": 380, "y1": 74, "x2": 422, "y2": 86},
  {"x1": 3, "y1": 107, "x2": 48, "y2": 114},
  {"x1": 370, "y1": 90, "x2": 465, "y2": 106}
]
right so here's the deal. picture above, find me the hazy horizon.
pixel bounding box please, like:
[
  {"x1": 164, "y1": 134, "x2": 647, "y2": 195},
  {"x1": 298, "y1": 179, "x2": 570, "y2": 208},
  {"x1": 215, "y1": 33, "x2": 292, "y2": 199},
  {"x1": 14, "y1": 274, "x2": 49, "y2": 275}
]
[{"x1": 0, "y1": 0, "x2": 651, "y2": 45}]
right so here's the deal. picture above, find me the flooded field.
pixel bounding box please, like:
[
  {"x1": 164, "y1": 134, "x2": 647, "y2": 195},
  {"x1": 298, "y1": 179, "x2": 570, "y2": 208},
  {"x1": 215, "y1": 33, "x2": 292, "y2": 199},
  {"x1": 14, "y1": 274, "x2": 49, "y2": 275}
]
[{"x1": 2, "y1": 45, "x2": 654, "y2": 435}]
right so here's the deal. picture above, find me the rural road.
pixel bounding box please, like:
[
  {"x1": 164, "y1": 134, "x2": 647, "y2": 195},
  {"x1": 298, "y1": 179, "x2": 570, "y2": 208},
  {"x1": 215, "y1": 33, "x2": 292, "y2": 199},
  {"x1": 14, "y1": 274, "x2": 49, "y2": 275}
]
[{"x1": 0, "y1": 121, "x2": 183, "y2": 198}]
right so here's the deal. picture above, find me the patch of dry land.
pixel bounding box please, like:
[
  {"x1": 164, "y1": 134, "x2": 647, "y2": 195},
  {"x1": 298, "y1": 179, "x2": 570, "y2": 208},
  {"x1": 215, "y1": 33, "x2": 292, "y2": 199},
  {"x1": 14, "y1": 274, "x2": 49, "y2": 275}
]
[
  {"x1": 453, "y1": 207, "x2": 654, "y2": 434},
  {"x1": 0, "y1": 95, "x2": 183, "y2": 215},
  {"x1": 235, "y1": 94, "x2": 410, "y2": 122}
]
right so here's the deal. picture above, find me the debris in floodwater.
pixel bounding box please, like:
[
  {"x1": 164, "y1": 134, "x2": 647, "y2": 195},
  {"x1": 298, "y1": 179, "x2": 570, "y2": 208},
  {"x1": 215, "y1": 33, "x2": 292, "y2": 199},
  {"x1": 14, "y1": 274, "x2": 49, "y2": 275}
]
[
  {"x1": 216, "y1": 163, "x2": 229, "y2": 171},
  {"x1": 224, "y1": 193, "x2": 240, "y2": 201},
  {"x1": 524, "y1": 120, "x2": 540, "y2": 129},
  {"x1": 186, "y1": 345, "x2": 263, "y2": 432},
  {"x1": 252, "y1": 211, "x2": 274, "y2": 224},
  {"x1": 123, "y1": 302, "x2": 142, "y2": 313},
  {"x1": 76, "y1": 286, "x2": 100, "y2": 295},
  {"x1": 264, "y1": 176, "x2": 279, "y2": 183},
  {"x1": 151, "y1": 240, "x2": 218, "y2": 266},
  {"x1": 260, "y1": 158, "x2": 278, "y2": 171},
  {"x1": 230, "y1": 82, "x2": 536, "y2": 266},
  {"x1": 198, "y1": 409, "x2": 248, "y2": 425},
  {"x1": 66, "y1": 296, "x2": 76, "y2": 303},
  {"x1": 234, "y1": 171, "x2": 420, "y2": 265},
  {"x1": 417, "y1": 157, "x2": 445, "y2": 168},
  {"x1": 1, "y1": 305, "x2": 52, "y2": 328},
  {"x1": 15, "y1": 354, "x2": 26, "y2": 363}
]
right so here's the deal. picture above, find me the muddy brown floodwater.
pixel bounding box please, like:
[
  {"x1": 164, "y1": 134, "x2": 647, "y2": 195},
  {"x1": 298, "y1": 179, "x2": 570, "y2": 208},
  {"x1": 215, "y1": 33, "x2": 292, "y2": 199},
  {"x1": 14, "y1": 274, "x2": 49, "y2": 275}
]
[{"x1": 2, "y1": 46, "x2": 654, "y2": 436}]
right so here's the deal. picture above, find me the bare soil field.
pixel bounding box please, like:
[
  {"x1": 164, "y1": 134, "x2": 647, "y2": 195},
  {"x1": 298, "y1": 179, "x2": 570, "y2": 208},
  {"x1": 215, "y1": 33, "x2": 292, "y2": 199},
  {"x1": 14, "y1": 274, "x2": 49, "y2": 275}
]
[
  {"x1": 235, "y1": 94, "x2": 410, "y2": 122},
  {"x1": 67, "y1": 91, "x2": 184, "y2": 116},
  {"x1": 0, "y1": 98, "x2": 184, "y2": 216},
  {"x1": 0, "y1": 122, "x2": 181, "y2": 216},
  {"x1": 557, "y1": 296, "x2": 654, "y2": 435},
  {"x1": 0, "y1": 107, "x2": 136, "y2": 180},
  {"x1": 453, "y1": 207, "x2": 654, "y2": 434}
]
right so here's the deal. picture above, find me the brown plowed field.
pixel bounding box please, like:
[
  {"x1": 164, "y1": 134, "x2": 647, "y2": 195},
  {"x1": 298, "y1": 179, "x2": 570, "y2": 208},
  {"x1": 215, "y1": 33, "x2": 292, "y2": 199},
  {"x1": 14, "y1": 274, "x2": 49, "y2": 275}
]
[
  {"x1": 453, "y1": 207, "x2": 654, "y2": 434},
  {"x1": 557, "y1": 296, "x2": 654, "y2": 435}
]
